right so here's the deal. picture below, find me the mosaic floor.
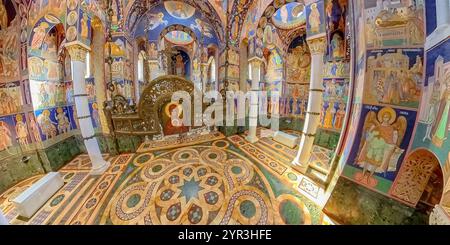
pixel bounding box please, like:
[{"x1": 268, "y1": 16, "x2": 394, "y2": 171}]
[{"x1": 0, "y1": 132, "x2": 332, "y2": 225}]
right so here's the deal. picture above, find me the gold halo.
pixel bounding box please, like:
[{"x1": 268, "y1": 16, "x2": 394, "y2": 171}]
[
  {"x1": 377, "y1": 107, "x2": 396, "y2": 124},
  {"x1": 164, "y1": 102, "x2": 182, "y2": 118},
  {"x1": 16, "y1": 114, "x2": 23, "y2": 122},
  {"x1": 43, "y1": 110, "x2": 50, "y2": 116}
]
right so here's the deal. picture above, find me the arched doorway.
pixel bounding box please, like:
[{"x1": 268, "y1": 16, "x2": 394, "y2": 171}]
[{"x1": 391, "y1": 149, "x2": 444, "y2": 212}]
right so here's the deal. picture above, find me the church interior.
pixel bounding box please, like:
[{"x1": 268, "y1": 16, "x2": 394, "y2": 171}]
[{"x1": 0, "y1": 0, "x2": 449, "y2": 225}]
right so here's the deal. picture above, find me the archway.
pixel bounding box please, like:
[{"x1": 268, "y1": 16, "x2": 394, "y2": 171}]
[
  {"x1": 206, "y1": 44, "x2": 219, "y2": 93},
  {"x1": 159, "y1": 25, "x2": 198, "y2": 81},
  {"x1": 27, "y1": 15, "x2": 74, "y2": 142}
]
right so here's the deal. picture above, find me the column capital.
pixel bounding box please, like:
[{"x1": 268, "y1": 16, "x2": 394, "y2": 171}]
[
  {"x1": 67, "y1": 45, "x2": 89, "y2": 63},
  {"x1": 307, "y1": 37, "x2": 327, "y2": 55}
]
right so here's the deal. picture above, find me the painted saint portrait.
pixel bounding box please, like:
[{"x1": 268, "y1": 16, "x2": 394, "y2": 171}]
[
  {"x1": 161, "y1": 101, "x2": 189, "y2": 136},
  {"x1": 164, "y1": 1, "x2": 195, "y2": 20},
  {"x1": 354, "y1": 107, "x2": 407, "y2": 186}
]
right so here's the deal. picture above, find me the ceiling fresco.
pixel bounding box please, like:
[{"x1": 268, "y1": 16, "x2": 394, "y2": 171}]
[
  {"x1": 132, "y1": 2, "x2": 219, "y2": 46},
  {"x1": 124, "y1": 0, "x2": 225, "y2": 43}
]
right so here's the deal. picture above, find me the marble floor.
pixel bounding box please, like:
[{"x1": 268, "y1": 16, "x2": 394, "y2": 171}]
[{"x1": 0, "y1": 131, "x2": 333, "y2": 225}]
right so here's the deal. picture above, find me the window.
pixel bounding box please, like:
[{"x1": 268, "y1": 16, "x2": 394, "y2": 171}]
[
  {"x1": 210, "y1": 59, "x2": 216, "y2": 83},
  {"x1": 138, "y1": 52, "x2": 144, "y2": 81}
]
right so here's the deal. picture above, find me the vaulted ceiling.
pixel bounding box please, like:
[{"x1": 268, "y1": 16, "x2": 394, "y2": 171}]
[{"x1": 124, "y1": 0, "x2": 227, "y2": 42}]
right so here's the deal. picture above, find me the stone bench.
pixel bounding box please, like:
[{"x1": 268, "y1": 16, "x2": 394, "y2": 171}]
[
  {"x1": 12, "y1": 172, "x2": 64, "y2": 219},
  {"x1": 273, "y1": 131, "x2": 299, "y2": 149}
]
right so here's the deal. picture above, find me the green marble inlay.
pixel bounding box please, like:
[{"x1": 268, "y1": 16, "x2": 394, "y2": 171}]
[
  {"x1": 287, "y1": 173, "x2": 298, "y2": 181},
  {"x1": 137, "y1": 155, "x2": 150, "y2": 163},
  {"x1": 152, "y1": 165, "x2": 163, "y2": 172},
  {"x1": 50, "y1": 194, "x2": 65, "y2": 207},
  {"x1": 280, "y1": 200, "x2": 304, "y2": 225},
  {"x1": 231, "y1": 166, "x2": 242, "y2": 174},
  {"x1": 240, "y1": 200, "x2": 256, "y2": 218},
  {"x1": 126, "y1": 194, "x2": 141, "y2": 208}
]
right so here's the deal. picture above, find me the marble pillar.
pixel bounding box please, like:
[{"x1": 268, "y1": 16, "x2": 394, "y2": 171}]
[
  {"x1": 68, "y1": 45, "x2": 110, "y2": 175},
  {"x1": 246, "y1": 58, "x2": 262, "y2": 143},
  {"x1": 0, "y1": 210, "x2": 8, "y2": 225},
  {"x1": 292, "y1": 37, "x2": 326, "y2": 173}
]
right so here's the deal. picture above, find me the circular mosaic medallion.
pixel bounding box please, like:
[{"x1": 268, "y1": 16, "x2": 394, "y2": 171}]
[
  {"x1": 104, "y1": 146, "x2": 278, "y2": 225},
  {"x1": 279, "y1": 200, "x2": 304, "y2": 225}
]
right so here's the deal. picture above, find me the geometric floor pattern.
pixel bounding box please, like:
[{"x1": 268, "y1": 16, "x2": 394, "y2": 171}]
[{"x1": 0, "y1": 133, "x2": 332, "y2": 225}]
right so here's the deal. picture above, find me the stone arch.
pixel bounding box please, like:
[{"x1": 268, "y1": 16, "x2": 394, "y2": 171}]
[
  {"x1": 28, "y1": 14, "x2": 64, "y2": 52},
  {"x1": 27, "y1": 16, "x2": 66, "y2": 84},
  {"x1": 391, "y1": 149, "x2": 444, "y2": 207},
  {"x1": 250, "y1": 1, "x2": 307, "y2": 49},
  {"x1": 159, "y1": 24, "x2": 199, "y2": 47}
]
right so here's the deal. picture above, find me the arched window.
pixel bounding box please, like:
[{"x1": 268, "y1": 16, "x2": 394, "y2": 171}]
[{"x1": 210, "y1": 58, "x2": 216, "y2": 83}]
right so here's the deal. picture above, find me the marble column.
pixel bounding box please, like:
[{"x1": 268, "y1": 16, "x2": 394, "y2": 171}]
[
  {"x1": 68, "y1": 45, "x2": 110, "y2": 175},
  {"x1": 246, "y1": 58, "x2": 262, "y2": 143},
  {"x1": 0, "y1": 210, "x2": 8, "y2": 225},
  {"x1": 292, "y1": 37, "x2": 327, "y2": 173}
]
